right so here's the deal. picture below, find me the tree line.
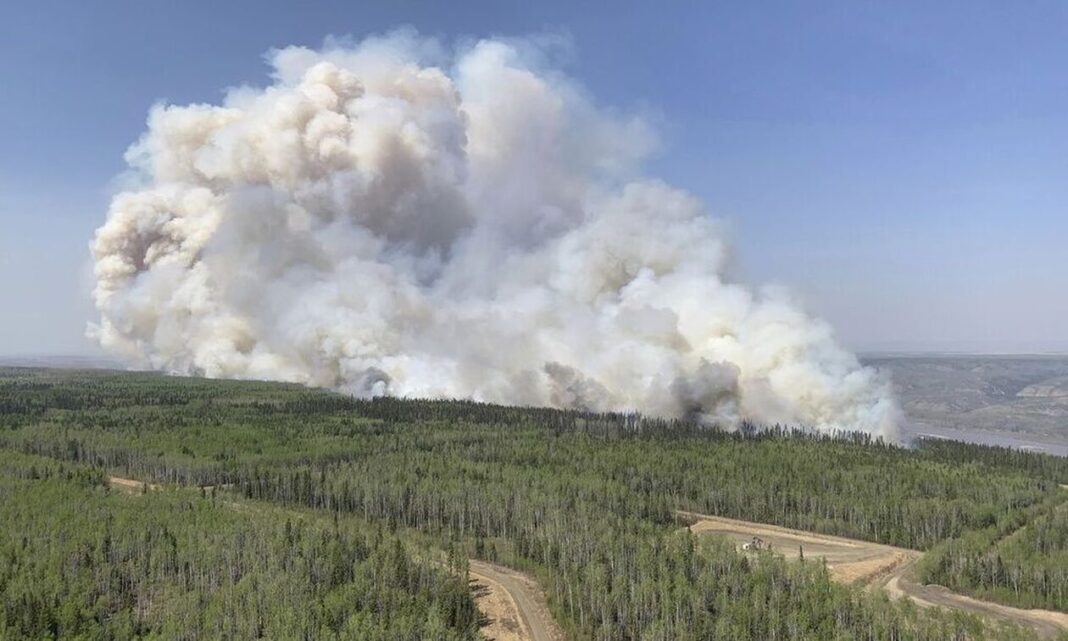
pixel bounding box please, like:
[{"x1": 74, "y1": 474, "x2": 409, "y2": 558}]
[
  {"x1": 0, "y1": 449, "x2": 479, "y2": 641},
  {"x1": 2, "y1": 368, "x2": 1067, "y2": 640}
]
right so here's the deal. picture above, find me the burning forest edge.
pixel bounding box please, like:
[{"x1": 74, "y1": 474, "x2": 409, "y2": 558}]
[{"x1": 1, "y1": 368, "x2": 1067, "y2": 640}]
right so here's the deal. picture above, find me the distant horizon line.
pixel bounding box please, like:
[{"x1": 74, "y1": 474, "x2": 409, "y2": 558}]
[
  {"x1": 3, "y1": 349, "x2": 1068, "y2": 370},
  {"x1": 859, "y1": 350, "x2": 1068, "y2": 359}
]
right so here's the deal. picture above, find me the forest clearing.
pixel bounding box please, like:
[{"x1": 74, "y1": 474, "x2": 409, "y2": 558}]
[
  {"x1": 4, "y1": 368, "x2": 1068, "y2": 640},
  {"x1": 103, "y1": 469, "x2": 1068, "y2": 641},
  {"x1": 683, "y1": 511, "x2": 1068, "y2": 638},
  {"x1": 105, "y1": 475, "x2": 564, "y2": 641}
]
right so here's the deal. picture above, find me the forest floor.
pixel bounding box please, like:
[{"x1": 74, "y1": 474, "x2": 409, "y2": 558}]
[
  {"x1": 106, "y1": 476, "x2": 565, "y2": 641},
  {"x1": 681, "y1": 511, "x2": 1068, "y2": 638}
]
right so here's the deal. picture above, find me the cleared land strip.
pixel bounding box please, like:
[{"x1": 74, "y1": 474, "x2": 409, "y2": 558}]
[
  {"x1": 106, "y1": 477, "x2": 565, "y2": 641},
  {"x1": 108, "y1": 476, "x2": 160, "y2": 492},
  {"x1": 469, "y1": 561, "x2": 566, "y2": 641},
  {"x1": 681, "y1": 511, "x2": 1068, "y2": 639},
  {"x1": 110, "y1": 476, "x2": 1068, "y2": 638}
]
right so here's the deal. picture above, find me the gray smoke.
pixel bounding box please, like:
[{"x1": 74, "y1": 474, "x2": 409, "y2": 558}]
[{"x1": 89, "y1": 31, "x2": 899, "y2": 439}]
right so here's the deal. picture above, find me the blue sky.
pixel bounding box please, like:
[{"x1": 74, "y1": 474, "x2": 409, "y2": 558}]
[{"x1": 1, "y1": 0, "x2": 1066, "y2": 355}]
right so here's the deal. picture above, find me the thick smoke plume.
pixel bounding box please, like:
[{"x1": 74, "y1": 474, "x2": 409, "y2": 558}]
[{"x1": 90, "y1": 32, "x2": 899, "y2": 439}]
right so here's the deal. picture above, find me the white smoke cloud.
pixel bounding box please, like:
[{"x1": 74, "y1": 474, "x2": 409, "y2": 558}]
[{"x1": 89, "y1": 31, "x2": 899, "y2": 439}]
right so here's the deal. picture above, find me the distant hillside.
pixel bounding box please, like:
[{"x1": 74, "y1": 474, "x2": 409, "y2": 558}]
[
  {"x1": 0, "y1": 354, "x2": 122, "y2": 369},
  {"x1": 1017, "y1": 376, "x2": 1068, "y2": 398},
  {"x1": 864, "y1": 355, "x2": 1068, "y2": 442}
]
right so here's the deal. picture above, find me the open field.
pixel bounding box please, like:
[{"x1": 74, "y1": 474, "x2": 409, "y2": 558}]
[{"x1": 685, "y1": 511, "x2": 1068, "y2": 638}]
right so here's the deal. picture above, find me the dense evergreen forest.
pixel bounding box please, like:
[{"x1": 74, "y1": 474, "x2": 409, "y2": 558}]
[
  {"x1": 919, "y1": 492, "x2": 1068, "y2": 611},
  {"x1": 1, "y1": 367, "x2": 1066, "y2": 640},
  {"x1": 0, "y1": 450, "x2": 479, "y2": 640}
]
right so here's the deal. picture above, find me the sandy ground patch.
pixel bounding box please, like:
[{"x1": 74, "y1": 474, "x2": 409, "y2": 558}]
[
  {"x1": 470, "y1": 561, "x2": 566, "y2": 641},
  {"x1": 681, "y1": 511, "x2": 918, "y2": 586},
  {"x1": 470, "y1": 568, "x2": 528, "y2": 641},
  {"x1": 684, "y1": 510, "x2": 1068, "y2": 638},
  {"x1": 108, "y1": 476, "x2": 566, "y2": 640},
  {"x1": 108, "y1": 476, "x2": 160, "y2": 492}
]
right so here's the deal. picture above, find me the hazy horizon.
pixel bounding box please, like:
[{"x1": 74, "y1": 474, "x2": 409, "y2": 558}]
[{"x1": 3, "y1": 1, "x2": 1066, "y2": 360}]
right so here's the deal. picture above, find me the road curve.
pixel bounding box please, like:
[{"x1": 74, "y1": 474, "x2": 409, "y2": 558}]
[
  {"x1": 469, "y1": 560, "x2": 566, "y2": 641},
  {"x1": 876, "y1": 557, "x2": 1068, "y2": 639},
  {"x1": 103, "y1": 477, "x2": 1068, "y2": 638},
  {"x1": 683, "y1": 511, "x2": 1068, "y2": 639},
  {"x1": 106, "y1": 477, "x2": 566, "y2": 640}
]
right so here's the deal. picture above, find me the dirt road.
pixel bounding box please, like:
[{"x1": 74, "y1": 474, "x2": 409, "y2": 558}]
[
  {"x1": 105, "y1": 475, "x2": 1068, "y2": 637},
  {"x1": 469, "y1": 561, "x2": 566, "y2": 641},
  {"x1": 680, "y1": 511, "x2": 918, "y2": 585},
  {"x1": 682, "y1": 511, "x2": 1068, "y2": 638},
  {"x1": 105, "y1": 476, "x2": 566, "y2": 641},
  {"x1": 877, "y1": 561, "x2": 1068, "y2": 639},
  {"x1": 108, "y1": 476, "x2": 159, "y2": 492}
]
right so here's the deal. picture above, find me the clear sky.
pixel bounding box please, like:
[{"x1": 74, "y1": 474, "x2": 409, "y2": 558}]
[{"x1": 1, "y1": 0, "x2": 1066, "y2": 356}]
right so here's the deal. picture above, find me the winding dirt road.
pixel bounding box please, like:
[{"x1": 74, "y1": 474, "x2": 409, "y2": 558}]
[
  {"x1": 682, "y1": 511, "x2": 1068, "y2": 638},
  {"x1": 111, "y1": 475, "x2": 1067, "y2": 638},
  {"x1": 469, "y1": 561, "x2": 566, "y2": 641},
  {"x1": 106, "y1": 476, "x2": 566, "y2": 641}
]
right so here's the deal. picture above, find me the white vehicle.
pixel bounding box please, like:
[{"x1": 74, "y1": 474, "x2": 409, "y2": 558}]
[{"x1": 741, "y1": 537, "x2": 767, "y2": 552}]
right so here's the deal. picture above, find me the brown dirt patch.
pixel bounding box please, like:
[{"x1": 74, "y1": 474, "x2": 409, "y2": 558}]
[
  {"x1": 470, "y1": 570, "x2": 528, "y2": 641},
  {"x1": 684, "y1": 510, "x2": 1068, "y2": 638},
  {"x1": 108, "y1": 476, "x2": 159, "y2": 493},
  {"x1": 470, "y1": 561, "x2": 566, "y2": 641}
]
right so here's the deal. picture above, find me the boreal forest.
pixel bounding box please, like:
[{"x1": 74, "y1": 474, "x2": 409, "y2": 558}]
[{"x1": 1, "y1": 368, "x2": 1066, "y2": 641}]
